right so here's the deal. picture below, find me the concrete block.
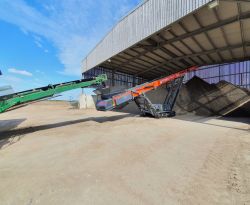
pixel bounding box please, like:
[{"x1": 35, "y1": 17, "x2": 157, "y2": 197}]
[{"x1": 79, "y1": 94, "x2": 97, "y2": 109}]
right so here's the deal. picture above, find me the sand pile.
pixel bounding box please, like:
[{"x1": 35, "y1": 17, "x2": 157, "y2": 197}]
[
  {"x1": 175, "y1": 76, "x2": 250, "y2": 116},
  {"x1": 120, "y1": 76, "x2": 250, "y2": 117}
]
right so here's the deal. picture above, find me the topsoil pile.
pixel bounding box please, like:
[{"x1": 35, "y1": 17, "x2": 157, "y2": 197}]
[
  {"x1": 121, "y1": 76, "x2": 250, "y2": 117},
  {"x1": 175, "y1": 76, "x2": 250, "y2": 116}
]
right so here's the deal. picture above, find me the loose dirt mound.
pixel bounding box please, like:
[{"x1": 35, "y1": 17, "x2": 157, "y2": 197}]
[
  {"x1": 175, "y1": 76, "x2": 250, "y2": 116},
  {"x1": 120, "y1": 76, "x2": 250, "y2": 117}
]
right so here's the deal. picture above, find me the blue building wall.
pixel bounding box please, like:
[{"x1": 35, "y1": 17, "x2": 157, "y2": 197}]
[{"x1": 184, "y1": 61, "x2": 250, "y2": 89}]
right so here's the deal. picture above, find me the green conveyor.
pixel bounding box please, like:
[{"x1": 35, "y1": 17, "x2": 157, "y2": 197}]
[{"x1": 0, "y1": 74, "x2": 107, "y2": 113}]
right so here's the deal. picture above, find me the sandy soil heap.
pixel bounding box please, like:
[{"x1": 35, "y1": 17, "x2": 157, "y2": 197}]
[
  {"x1": 176, "y1": 76, "x2": 250, "y2": 116},
  {"x1": 121, "y1": 76, "x2": 250, "y2": 117}
]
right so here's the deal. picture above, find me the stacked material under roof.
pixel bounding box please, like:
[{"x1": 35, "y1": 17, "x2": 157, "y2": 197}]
[
  {"x1": 175, "y1": 76, "x2": 250, "y2": 116},
  {"x1": 119, "y1": 77, "x2": 250, "y2": 117}
]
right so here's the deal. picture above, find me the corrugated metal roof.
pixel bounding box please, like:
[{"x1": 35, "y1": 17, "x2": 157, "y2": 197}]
[
  {"x1": 83, "y1": 0, "x2": 250, "y2": 81},
  {"x1": 82, "y1": 0, "x2": 213, "y2": 73}
]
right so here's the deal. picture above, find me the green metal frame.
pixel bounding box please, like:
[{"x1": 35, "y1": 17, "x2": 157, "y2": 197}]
[{"x1": 0, "y1": 74, "x2": 107, "y2": 113}]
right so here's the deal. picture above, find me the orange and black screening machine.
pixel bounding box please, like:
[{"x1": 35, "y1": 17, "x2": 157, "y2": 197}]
[{"x1": 95, "y1": 66, "x2": 198, "y2": 118}]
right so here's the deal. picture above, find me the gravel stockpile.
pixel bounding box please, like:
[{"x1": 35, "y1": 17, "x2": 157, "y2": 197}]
[
  {"x1": 120, "y1": 76, "x2": 250, "y2": 117},
  {"x1": 175, "y1": 76, "x2": 250, "y2": 116}
]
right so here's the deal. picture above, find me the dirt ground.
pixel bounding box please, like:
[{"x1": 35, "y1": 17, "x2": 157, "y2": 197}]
[{"x1": 0, "y1": 101, "x2": 250, "y2": 205}]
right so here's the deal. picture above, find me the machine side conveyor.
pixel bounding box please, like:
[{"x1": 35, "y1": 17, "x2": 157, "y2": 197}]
[
  {"x1": 0, "y1": 74, "x2": 107, "y2": 113},
  {"x1": 95, "y1": 66, "x2": 198, "y2": 116}
]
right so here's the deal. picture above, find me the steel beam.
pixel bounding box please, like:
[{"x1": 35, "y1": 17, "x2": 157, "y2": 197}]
[
  {"x1": 212, "y1": 9, "x2": 234, "y2": 59},
  {"x1": 112, "y1": 11, "x2": 250, "y2": 68},
  {"x1": 157, "y1": 33, "x2": 198, "y2": 65},
  {"x1": 168, "y1": 30, "x2": 207, "y2": 65},
  {"x1": 237, "y1": 2, "x2": 247, "y2": 58},
  {"x1": 136, "y1": 42, "x2": 250, "y2": 75},
  {"x1": 192, "y1": 13, "x2": 224, "y2": 62}
]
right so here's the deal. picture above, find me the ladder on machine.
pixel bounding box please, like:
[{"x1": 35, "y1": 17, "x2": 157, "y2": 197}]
[{"x1": 134, "y1": 76, "x2": 184, "y2": 118}]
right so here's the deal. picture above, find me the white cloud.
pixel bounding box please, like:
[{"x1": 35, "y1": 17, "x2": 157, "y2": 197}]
[
  {"x1": 35, "y1": 69, "x2": 45, "y2": 74},
  {"x1": 0, "y1": 74, "x2": 44, "y2": 92},
  {"x1": 0, "y1": 75, "x2": 23, "y2": 84},
  {"x1": 34, "y1": 40, "x2": 42, "y2": 48},
  {"x1": 8, "y1": 68, "x2": 33, "y2": 77},
  {"x1": 0, "y1": 75, "x2": 23, "y2": 92},
  {"x1": 20, "y1": 27, "x2": 28, "y2": 35},
  {"x1": 0, "y1": 0, "x2": 141, "y2": 77},
  {"x1": 33, "y1": 35, "x2": 43, "y2": 48}
]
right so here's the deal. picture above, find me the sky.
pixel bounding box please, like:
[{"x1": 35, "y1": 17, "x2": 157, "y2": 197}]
[{"x1": 0, "y1": 0, "x2": 141, "y2": 100}]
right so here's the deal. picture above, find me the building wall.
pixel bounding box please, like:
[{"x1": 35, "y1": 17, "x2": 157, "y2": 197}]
[
  {"x1": 184, "y1": 61, "x2": 250, "y2": 89},
  {"x1": 84, "y1": 66, "x2": 147, "y2": 87}
]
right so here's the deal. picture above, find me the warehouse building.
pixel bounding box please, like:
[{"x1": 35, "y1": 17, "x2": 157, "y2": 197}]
[{"x1": 82, "y1": 0, "x2": 250, "y2": 89}]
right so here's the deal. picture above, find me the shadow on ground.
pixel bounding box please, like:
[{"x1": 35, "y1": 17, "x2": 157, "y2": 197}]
[
  {"x1": 0, "y1": 118, "x2": 26, "y2": 149},
  {"x1": 0, "y1": 118, "x2": 26, "y2": 132},
  {"x1": 0, "y1": 114, "x2": 133, "y2": 145},
  {"x1": 175, "y1": 114, "x2": 250, "y2": 132}
]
